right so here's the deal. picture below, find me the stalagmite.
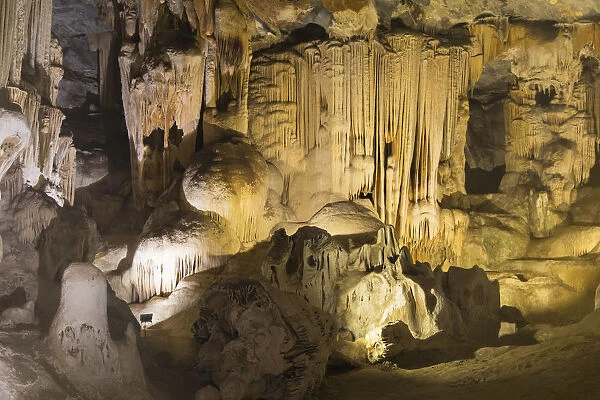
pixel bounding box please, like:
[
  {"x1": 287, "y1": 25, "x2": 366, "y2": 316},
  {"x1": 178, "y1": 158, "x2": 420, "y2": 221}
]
[{"x1": 47, "y1": 263, "x2": 150, "y2": 400}]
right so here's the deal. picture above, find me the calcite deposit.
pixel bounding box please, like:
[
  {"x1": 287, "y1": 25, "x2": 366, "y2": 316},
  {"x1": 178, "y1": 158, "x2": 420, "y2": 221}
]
[{"x1": 1, "y1": 0, "x2": 600, "y2": 399}]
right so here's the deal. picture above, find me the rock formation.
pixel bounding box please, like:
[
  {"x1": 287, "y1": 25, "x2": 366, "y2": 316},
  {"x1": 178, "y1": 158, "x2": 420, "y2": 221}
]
[
  {"x1": 2, "y1": 0, "x2": 600, "y2": 398},
  {"x1": 47, "y1": 262, "x2": 150, "y2": 400},
  {"x1": 192, "y1": 278, "x2": 335, "y2": 400},
  {"x1": 263, "y1": 212, "x2": 500, "y2": 362},
  {"x1": 123, "y1": 210, "x2": 241, "y2": 302}
]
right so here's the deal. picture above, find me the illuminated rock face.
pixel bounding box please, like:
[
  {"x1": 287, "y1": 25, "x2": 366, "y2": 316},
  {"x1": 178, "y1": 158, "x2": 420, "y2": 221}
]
[
  {"x1": 119, "y1": 44, "x2": 206, "y2": 207},
  {"x1": 124, "y1": 211, "x2": 241, "y2": 302},
  {"x1": 263, "y1": 219, "x2": 500, "y2": 362},
  {"x1": 182, "y1": 138, "x2": 271, "y2": 243},
  {"x1": 192, "y1": 279, "x2": 335, "y2": 400},
  {"x1": 467, "y1": 21, "x2": 600, "y2": 235}
]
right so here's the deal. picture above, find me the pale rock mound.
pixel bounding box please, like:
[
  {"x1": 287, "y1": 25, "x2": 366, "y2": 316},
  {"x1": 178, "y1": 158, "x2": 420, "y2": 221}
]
[
  {"x1": 0, "y1": 300, "x2": 35, "y2": 327},
  {"x1": 527, "y1": 226, "x2": 600, "y2": 258},
  {"x1": 192, "y1": 279, "x2": 335, "y2": 400},
  {"x1": 182, "y1": 137, "x2": 271, "y2": 243},
  {"x1": 491, "y1": 257, "x2": 600, "y2": 323},
  {"x1": 47, "y1": 263, "x2": 149, "y2": 400},
  {"x1": 278, "y1": 200, "x2": 384, "y2": 236}
]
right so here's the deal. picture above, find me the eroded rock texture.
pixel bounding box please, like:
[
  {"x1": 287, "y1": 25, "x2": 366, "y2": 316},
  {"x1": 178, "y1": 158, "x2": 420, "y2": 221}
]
[{"x1": 192, "y1": 278, "x2": 335, "y2": 400}]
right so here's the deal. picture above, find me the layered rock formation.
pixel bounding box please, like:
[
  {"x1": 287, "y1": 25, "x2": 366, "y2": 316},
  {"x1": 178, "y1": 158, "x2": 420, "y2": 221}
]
[{"x1": 263, "y1": 214, "x2": 500, "y2": 362}]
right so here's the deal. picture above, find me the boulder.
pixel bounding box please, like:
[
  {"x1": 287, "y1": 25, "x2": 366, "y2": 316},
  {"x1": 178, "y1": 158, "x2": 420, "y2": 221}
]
[{"x1": 192, "y1": 279, "x2": 335, "y2": 400}]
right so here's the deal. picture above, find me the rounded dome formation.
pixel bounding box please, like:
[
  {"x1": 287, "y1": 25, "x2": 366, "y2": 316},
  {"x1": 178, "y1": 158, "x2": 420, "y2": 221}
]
[
  {"x1": 182, "y1": 138, "x2": 270, "y2": 243},
  {"x1": 278, "y1": 200, "x2": 385, "y2": 236},
  {"x1": 50, "y1": 262, "x2": 108, "y2": 333},
  {"x1": 48, "y1": 263, "x2": 149, "y2": 399}
]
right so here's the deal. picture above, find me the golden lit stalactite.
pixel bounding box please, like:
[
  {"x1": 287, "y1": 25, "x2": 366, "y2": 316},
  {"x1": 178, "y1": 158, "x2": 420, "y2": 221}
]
[
  {"x1": 248, "y1": 33, "x2": 470, "y2": 244},
  {"x1": 120, "y1": 46, "x2": 206, "y2": 207},
  {"x1": 54, "y1": 137, "x2": 76, "y2": 206},
  {"x1": 0, "y1": 0, "x2": 18, "y2": 87},
  {"x1": 27, "y1": 0, "x2": 53, "y2": 71},
  {"x1": 125, "y1": 212, "x2": 240, "y2": 302}
]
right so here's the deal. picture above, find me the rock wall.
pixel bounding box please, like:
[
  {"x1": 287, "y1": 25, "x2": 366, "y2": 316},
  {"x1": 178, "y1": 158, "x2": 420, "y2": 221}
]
[{"x1": 0, "y1": 0, "x2": 75, "y2": 206}]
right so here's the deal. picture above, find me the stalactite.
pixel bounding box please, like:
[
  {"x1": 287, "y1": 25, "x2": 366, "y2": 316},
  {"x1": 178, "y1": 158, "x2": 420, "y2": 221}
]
[
  {"x1": 37, "y1": 106, "x2": 65, "y2": 177},
  {"x1": 3, "y1": 86, "x2": 41, "y2": 177},
  {"x1": 119, "y1": 46, "x2": 205, "y2": 207},
  {"x1": 12, "y1": 190, "x2": 58, "y2": 245},
  {"x1": 249, "y1": 33, "x2": 471, "y2": 242},
  {"x1": 204, "y1": 0, "x2": 251, "y2": 134},
  {"x1": 88, "y1": 32, "x2": 115, "y2": 108},
  {"x1": 8, "y1": 0, "x2": 31, "y2": 87},
  {"x1": 0, "y1": 166, "x2": 24, "y2": 202},
  {"x1": 0, "y1": 0, "x2": 18, "y2": 87},
  {"x1": 54, "y1": 137, "x2": 76, "y2": 206},
  {"x1": 26, "y1": 0, "x2": 53, "y2": 71},
  {"x1": 127, "y1": 213, "x2": 240, "y2": 302},
  {"x1": 47, "y1": 37, "x2": 64, "y2": 106},
  {"x1": 0, "y1": 109, "x2": 30, "y2": 201}
]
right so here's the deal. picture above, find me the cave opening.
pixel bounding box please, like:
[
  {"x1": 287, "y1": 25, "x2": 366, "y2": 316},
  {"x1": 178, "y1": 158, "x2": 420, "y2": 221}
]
[
  {"x1": 533, "y1": 84, "x2": 556, "y2": 106},
  {"x1": 465, "y1": 60, "x2": 514, "y2": 194}
]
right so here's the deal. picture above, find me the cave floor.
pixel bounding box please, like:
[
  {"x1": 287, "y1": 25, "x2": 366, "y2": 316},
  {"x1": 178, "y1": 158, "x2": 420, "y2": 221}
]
[
  {"x1": 138, "y1": 302, "x2": 600, "y2": 400},
  {"x1": 315, "y1": 313, "x2": 600, "y2": 400}
]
